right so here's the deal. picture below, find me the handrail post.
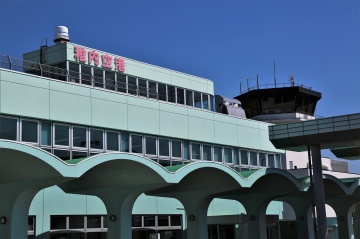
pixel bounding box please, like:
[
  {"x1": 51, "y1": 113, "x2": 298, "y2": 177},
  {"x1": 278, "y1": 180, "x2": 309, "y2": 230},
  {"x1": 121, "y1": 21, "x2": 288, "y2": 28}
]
[
  {"x1": 8, "y1": 56, "x2": 12, "y2": 70},
  {"x1": 38, "y1": 63, "x2": 42, "y2": 76}
]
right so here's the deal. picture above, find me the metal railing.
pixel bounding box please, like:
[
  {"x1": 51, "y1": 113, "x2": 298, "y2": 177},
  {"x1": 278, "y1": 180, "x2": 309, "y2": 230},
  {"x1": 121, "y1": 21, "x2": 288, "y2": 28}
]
[
  {"x1": 240, "y1": 82, "x2": 314, "y2": 94},
  {"x1": 0, "y1": 54, "x2": 159, "y2": 99}
]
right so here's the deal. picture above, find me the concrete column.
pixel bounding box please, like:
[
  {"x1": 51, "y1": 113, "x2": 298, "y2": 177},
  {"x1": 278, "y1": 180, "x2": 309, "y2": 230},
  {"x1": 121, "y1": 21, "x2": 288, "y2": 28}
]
[
  {"x1": 98, "y1": 192, "x2": 140, "y2": 239},
  {"x1": 240, "y1": 199, "x2": 269, "y2": 239},
  {"x1": 328, "y1": 200, "x2": 356, "y2": 239},
  {"x1": 311, "y1": 144, "x2": 327, "y2": 239},
  {"x1": 179, "y1": 196, "x2": 212, "y2": 239},
  {"x1": 0, "y1": 185, "x2": 37, "y2": 239},
  {"x1": 286, "y1": 198, "x2": 315, "y2": 239}
]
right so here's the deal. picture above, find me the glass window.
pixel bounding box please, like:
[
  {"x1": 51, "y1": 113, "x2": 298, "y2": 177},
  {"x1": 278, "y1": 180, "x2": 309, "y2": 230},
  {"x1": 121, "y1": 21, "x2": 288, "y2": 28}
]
[
  {"x1": 72, "y1": 151, "x2": 87, "y2": 160},
  {"x1": 186, "y1": 90, "x2": 193, "y2": 106},
  {"x1": 241, "y1": 150, "x2": 248, "y2": 165},
  {"x1": 41, "y1": 122, "x2": 51, "y2": 146},
  {"x1": 55, "y1": 124, "x2": 69, "y2": 146},
  {"x1": 128, "y1": 76, "x2": 137, "y2": 95},
  {"x1": 21, "y1": 120, "x2": 38, "y2": 143},
  {"x1": 159, "y1": 159, "x2": 170, "y2": 167},
  {"x1": 69, "y1": 62, "x2": 80, "y2": 83},
  {"x1": 159, "y1": 138, "x2": 169, "y2": 156},
  {"x1": 144, "y1": 216, "x2": 155, "y2": 227},
  {"x1": 90, "y1": 129, "x2": 103, "y2": 150},
  {"x1": 51, "y1": 216, "x2": 67, "y2": 230},
  {"x1": 224, "y1": 147, "x2": 232, "y2": 164},
  {"x1": 94, "y1": 68, "x2": 104, "y2": 88},
  {"x1": 275, "y1": 154, "x2": 281, "y2": 169},
  {"x1": 54, "y1": 150, "x2": 70, "y2": 161},
  {"x1": 177, "y1": 88, "x2": 185, "y2": 104},
  {"x1": 210, "y1": 95, "x2": 215, "y2": 111},
  {"x1": 158, "y1": 83, "x2": 167, "y2": 101},
  {"x1": 268, "y1": 154, "x2": 275, "y2": 168},
  {"x1": 121, "y1": 132, "x2": 129, "y2": 152},
  {"x1": 158, "y1": 215, "x2": 169, "y2": 227},
  {"x1": 0, "y1": 117, "x2": 17, "y2": 140},
  {"x1": 202, "y1": 94, "x2": 209, "y2": 110},
  {"x1": 194, "y1": 92, "x2": 202, "y2": 108},
  {"x1": 87, "y1": 216, "x2": 102, "y2": 228},
  {"x1": 131, "y1": 135, "x2": 143, "y2": 154},
  {"x1": 172, "y1": 140, "x2": 182, "y2": 158},
  {"x1": 146, "y1": 136, "x2": 157, "y2": 155},
  {"x1": 138, "y1": 78, "x2": 147, "y2": 97},
  {"x1": 172, "y1": 161, "x2": 183, "y2": 166},
  {"x1": 80, "y1": 65, "x2": 92, "y2": 85},
  {"x1": 168, "y1": 86, "x2": 176, "y2": 103},
  {"x1": 213, "y1": 146, "x2": 222, "y2": 162},
  {"x1": 148, "y1": 81, "x2": 157, "y2": 99},
  {"x1": 170, "y1": 215, "x2": 182, "y2": 226},
  {"x1": 183, "y1": 141, "x2": 190, "y2": 160},
  {"x1": 250, "y1": 151, "x2": 258, "y2": 166},
  {"x1": 106, "y1": 131, "x2": 119, "y2": 151},
  {"x1": 132, "y1": 215, "x2": 142, "y2": 227},
  {"x1": 191, "y1": 143, "x2": 201, "y2": 160},
  {"x1": 233, "y1": 148, "x2": 239, "y2": 165},
  {"x1": 117, "y1": 74, "x2": 127, "y2": 93},
  {"x1": 202, "y1": 144, "x2": 212, "y2": 161},
  {"x1": 69, "y1": 216, "x2": 84, "y2": 229},
  {"x1": 259, "y1": 152, "x2": 266, "y2": 167},
  {"x1": 105, "y1": 71, "x2": 115, "y2": 90},
  {"x1": 73, "y1": 127, "x2": 87, "y2": 148}
]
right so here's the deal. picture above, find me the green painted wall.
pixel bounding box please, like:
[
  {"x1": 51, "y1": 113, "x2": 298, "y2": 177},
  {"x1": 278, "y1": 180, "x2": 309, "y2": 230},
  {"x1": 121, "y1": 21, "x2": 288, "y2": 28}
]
[{"x1": 0, "y1": 69, "x2": 283, "y2": 153}]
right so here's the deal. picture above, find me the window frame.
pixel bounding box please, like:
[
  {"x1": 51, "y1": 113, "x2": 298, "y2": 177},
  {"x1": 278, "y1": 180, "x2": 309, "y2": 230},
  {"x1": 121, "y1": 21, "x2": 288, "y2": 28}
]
[{"x1": 20, "y1": 118, "x2": 39, "y2": 144}]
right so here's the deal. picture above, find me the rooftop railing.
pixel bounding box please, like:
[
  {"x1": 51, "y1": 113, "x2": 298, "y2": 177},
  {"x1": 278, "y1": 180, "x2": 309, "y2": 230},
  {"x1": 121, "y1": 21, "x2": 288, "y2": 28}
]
[{"x1": 240, "y1": 82, "x2": 314, "y2": 94}]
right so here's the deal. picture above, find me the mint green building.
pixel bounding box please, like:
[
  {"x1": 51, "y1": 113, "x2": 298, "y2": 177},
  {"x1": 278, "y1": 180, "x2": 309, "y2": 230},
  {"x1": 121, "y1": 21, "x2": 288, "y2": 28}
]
[{"x1": 0, "y1": 27, "x2": 359, "y2": 239}]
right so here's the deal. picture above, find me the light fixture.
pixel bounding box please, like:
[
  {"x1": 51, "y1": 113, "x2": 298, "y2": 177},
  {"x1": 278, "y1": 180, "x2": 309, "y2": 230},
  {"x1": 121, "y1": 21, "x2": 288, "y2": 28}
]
[
  {"x1": 109, "y1": 215, "x2": 116, "y2": 222},
  {"x1": 340, "y1": 216, "x2": 345, "y2": 221},
  {"x1": 0, "y1": 217, "x2": 6, "y2": 224},
  {"x1": 250, "y1": 215, "x2": 256, "y2": 221},
  {"x1": 188, "y1": 215, "x2": 195, "y2": 221},
  {"x1": 299, "y1": 215, "x2": 304, "y2": 221}
]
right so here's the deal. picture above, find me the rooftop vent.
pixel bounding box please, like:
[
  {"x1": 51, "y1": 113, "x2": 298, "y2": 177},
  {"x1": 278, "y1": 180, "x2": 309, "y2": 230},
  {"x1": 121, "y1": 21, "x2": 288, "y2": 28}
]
[{"x1": 54, "y1": 26, "x2": 70, "y2": 43}]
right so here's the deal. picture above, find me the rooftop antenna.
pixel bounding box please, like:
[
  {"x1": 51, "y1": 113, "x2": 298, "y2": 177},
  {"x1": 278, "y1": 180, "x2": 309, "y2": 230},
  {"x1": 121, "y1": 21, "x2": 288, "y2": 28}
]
[
  {"x1": 240, "y1": 82, "x2": 242, "y2": 93},
  {"x1": 246, "y1": 77, "x2": 252, "y2": 91},
  {"x1": 273, "y1": 60, "x2": 277, "y2": 88},
  {"x1": 288, "y1": 74, "x2": 295, "y2": 87},
  {"x1": 256, "y1": 74, "x2": 259, "y2": 89}
]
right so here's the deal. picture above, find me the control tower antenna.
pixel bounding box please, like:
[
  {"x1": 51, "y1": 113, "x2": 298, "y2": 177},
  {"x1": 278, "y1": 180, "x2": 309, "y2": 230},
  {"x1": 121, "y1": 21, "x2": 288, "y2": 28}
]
[
  {"x1": 273, "y1": 60, "x2": 277, "y2": 88},
  {"x1": 289, "y1": 74, "x2": 295, "y2": 87}
]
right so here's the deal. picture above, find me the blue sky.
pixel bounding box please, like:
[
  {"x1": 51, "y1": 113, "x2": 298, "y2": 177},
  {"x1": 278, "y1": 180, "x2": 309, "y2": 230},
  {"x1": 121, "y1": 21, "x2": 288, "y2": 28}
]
[{"x1": 1, "y1": 1, "x2": 359, "y2": 170}]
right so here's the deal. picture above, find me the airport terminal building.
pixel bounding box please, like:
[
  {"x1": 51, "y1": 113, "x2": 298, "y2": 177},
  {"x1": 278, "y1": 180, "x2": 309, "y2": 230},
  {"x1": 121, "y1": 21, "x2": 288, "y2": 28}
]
[{"x1": 0, "y1": 27, "x2": 359, "y2": 239}]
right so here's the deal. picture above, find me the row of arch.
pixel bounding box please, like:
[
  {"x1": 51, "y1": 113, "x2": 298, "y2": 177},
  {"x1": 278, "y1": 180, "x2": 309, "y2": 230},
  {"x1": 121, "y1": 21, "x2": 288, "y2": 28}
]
[{"x1": 1, "y1": 140, "x2": 359, "y2": 239}]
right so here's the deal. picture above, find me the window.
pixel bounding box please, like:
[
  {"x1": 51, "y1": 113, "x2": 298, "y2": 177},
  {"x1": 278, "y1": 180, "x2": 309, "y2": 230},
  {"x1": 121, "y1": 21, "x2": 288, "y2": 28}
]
[
  {"x1": 268, "y1": 154, "x2": 275, "y2": 168},
  {"x1": 158, "y1": 215, "x2": 169, "y2": 227},
  {"x1": 191, "y1": 143, "x2": 201, "y2": 160},
  {"x1": 210, "y1": 95, "x2": 215, "y2": 111},
  {"x1": 170, "y1": 215, "x2": 182, "y2": 226},
  {"x1": 105, "y1": 71, "x2": 115, "y2": 90},
  {"x1": 80, "y1": 65, "x2": 92, "y2": 85},
  {"x1": 51, "y1": 216, "x2": 67, "y2": 230},
  {"x1": 168, "y1": 86, "x2": 176, "y2": 103},
  {"x1": 138, "y1": 78, "x2": 147, "y2": 97},
  {"x1": 148, "y1": 81, "x2": 157, "y2": 99},
  {"x1": 202, "y1": 94, "x2": 209, "y2": 110},
  {"x1": 241, "y1": 150, "x2": 248, "y2": 165},
  {"x1": 202, "y1": 144, "x2": 212, "y2": 161},
  {"x1": 177, "y1": 88, "x2": 185, "y2": 105},
  {"x1": 224, "y1": 147, "x2": 232, "y2": 164},
  {"x1": 275, "y1": 154, "x2": 281, "y2": 169},
  {"x1": 117, "y1": 74, "x2": 127, "y2": 93},
  {"x1": 73, "y1": 127, "x2": 87, "y2": 148},
  {"x1": 72, "y1": 151, "x2": 87, "y2": 160},
  {"x1": 68, "y1": 62, "x2": 80, "y2": 83},
  {"x1": 128, "y1": 76, "x2": 137, "y2": 95},
  {"x1": 171, "y1": 140, "x2": 182, "y2": 158},
  {"x1": 144, "y1": 216, "x2": 155, "y2": 227},
  {"x1": 194, "y1": 92, "x2": 202, "y2": 108},
  {"x1": 250, "y1": 151, "x2": 258, "y2": 166},
  {"x1": 54, "y1": 150, "x2": 70, "y2": 161},
  {"x1": 41, "y1": 122, "x2": 51, "y2": 146},
  {"x1": 233, "y1": 149, "x2": 239, "y2": 165},
  {"x1": 132, "y1": 215, "x2": 142, "y2": 227},
  {"x1": 159, "y1": 138, "x2": 169, "y2": 156},
  {"x1": 69, "y1": 216, "x2": 84, "y2": 229},
  {"x1": 213, "y1": 146, "x2": 222, "y2": 162},
  {"x1": 90, "y1": 129, "x2": 103, "y2": 150},
  {"x1": 87, "y1": 216, "x2": 102, "y2": 228},
  {"x1": 94, "y1": 68, "x2": 104, "y2": 88},
  {"x1": 289, "y1": 161, "x2": 294, "y2": 169},
  {"x1": 21, "y1": 120, "x2": 38, "y2": 143},
  {"x1": 131, "y1": 135, "x2": 143, "y2": 154},
  {"x1": 121, "y1": 132, "x2": 129, "y2": 152},
  {"x1": 106, "y1": 131, "x2": 119, "y2": 151},
  {"x1": 54, "y1": 124, "x2": 69, "y2": 146},
  {"x1": 186, "y1": 90, "x2": 193, "y2": 106},
  {"x1": 146, "y1": 136, "x2": 157, "y2": 155},
  {"x1": 0, "y1": 116, "x2": 17, "y2": 140},
  {"x1": 259, "y1": 152, "x2": 266, "y2": 167},
  {"x1": 183, "y1": 141, "x2": 190, "y2": 160},
  {"x1": 158, "y1": 83, "x2": 167, "y2": 101}
]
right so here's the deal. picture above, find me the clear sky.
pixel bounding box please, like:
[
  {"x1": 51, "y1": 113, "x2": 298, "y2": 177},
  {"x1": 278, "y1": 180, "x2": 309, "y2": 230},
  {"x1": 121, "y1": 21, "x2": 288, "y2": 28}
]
[{"x1": 1, "y1": 0, "x2": 359, "y2": 170}]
